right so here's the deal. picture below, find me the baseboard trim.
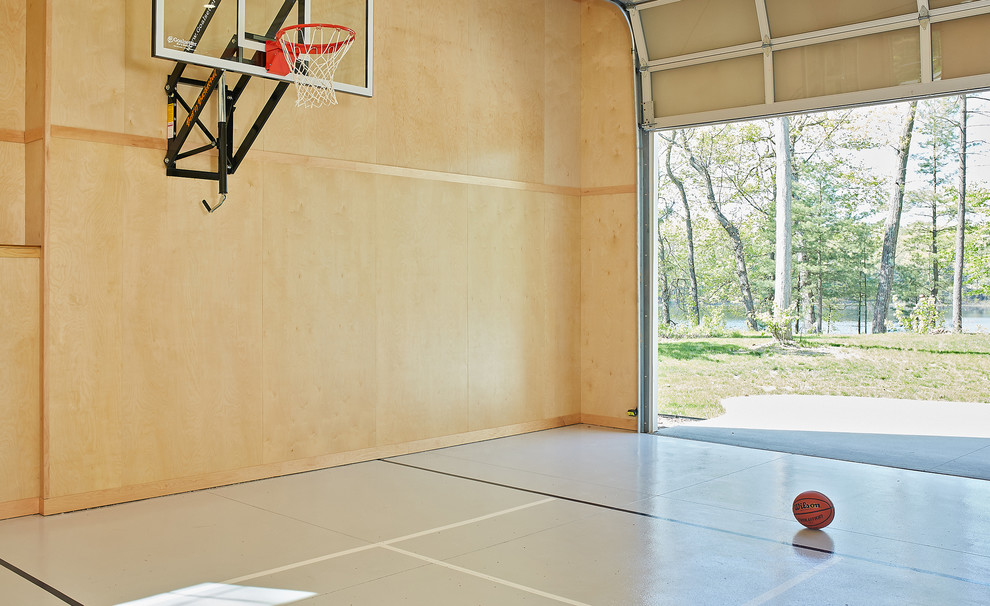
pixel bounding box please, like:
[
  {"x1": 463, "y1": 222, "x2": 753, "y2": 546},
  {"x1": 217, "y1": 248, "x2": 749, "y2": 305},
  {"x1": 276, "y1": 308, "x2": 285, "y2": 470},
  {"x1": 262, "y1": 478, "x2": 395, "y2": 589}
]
[
  {"x1": 41, "y1": 414, "x2": 583, "y2": 515},
  {"x1": 0, "y1": 498, "x2": 41, "y2": 520},
  {"x1": 580, "y1": 413, "x2": 637, "y2": 431}
]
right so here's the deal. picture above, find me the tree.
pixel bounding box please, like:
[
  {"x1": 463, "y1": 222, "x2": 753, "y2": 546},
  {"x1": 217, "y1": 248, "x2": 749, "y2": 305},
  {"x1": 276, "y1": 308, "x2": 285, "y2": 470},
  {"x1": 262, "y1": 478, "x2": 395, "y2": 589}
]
[
  {"x1": 912, "y1": 97, "x2": 960, "y2": 300},
  {"x1": 953, "y1": 94, "x2": 968, "y2": 333},
  {"x1": 663, "y1": 134, "x2": 701, "y2": 326},
  {"x1": 657, "y1": 206, "x2": 673, "y2": 327},
  {"x1": 774, "y1": 116, "x2": 793, "y2": 338},
  {"x1": 873, "y1": 101, "x2": 918, "y2": 333},
  {"x1": 682, "y1": 132, "x2": 759, "y2": 330},
  {"x1": 785, "y1": 109, "x2": 886, "y2": 333}
]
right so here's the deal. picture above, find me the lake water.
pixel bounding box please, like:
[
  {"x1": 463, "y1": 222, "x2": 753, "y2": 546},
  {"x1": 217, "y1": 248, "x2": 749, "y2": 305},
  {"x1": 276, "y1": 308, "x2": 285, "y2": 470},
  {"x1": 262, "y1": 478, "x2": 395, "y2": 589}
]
[{"x1": 690, "y1": 307, "x2": 990, "y2": 335}]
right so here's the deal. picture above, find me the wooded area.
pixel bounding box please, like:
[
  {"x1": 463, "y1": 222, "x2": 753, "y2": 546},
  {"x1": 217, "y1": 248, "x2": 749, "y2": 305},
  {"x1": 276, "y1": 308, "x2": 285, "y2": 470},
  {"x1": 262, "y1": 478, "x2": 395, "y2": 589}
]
[{"x1": 658, "y1": 95, "x2": 990, "y2": 336}]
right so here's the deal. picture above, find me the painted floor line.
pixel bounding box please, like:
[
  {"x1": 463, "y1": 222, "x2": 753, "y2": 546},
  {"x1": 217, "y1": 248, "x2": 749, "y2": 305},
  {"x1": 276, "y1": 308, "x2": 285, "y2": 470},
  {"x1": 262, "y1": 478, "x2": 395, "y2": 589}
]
[
  {"x1": 0, "y1": 556, "x2": 83, "y2": 606},
  {"x1": 222, "y1": 497, "x2": 555, "y2": 585},
  {"x1": 742, "y1": 557, "x2": 842, "y2": 606},
  {"x1": 383, "y1": 544, "x2": 593, "y2": 606},
  {"x1": 385, "y1": 459, "x2": 990, "y2": 589}
]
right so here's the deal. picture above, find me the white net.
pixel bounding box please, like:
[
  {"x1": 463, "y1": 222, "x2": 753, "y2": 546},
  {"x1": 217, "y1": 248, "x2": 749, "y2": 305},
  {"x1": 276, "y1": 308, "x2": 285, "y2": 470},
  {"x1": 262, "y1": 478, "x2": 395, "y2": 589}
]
[{"x1": 277, "y1": 25, "x2": 355, "y2": 108}]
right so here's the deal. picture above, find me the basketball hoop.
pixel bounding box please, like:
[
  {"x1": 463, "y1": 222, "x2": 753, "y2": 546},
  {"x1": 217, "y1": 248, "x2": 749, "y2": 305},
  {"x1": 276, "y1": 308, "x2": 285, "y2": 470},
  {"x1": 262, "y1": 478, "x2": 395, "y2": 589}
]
[{"x1": 268, "y1": 23, "x2": 355, "y2": 108}]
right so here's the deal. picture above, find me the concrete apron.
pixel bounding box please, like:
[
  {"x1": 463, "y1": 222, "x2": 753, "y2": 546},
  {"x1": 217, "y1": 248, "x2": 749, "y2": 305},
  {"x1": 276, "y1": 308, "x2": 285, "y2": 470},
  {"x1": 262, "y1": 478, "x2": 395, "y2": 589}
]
[{"x1": 657, "y1": 395, "x2": 990, "y2": 480}]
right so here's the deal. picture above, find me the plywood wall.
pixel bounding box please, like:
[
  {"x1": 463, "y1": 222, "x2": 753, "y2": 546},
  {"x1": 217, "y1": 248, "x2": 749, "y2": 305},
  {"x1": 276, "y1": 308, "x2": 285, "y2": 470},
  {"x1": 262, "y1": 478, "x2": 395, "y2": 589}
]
[
  {"x1": 33, "y1": 0, "x2": 636, "y2": 513},
  {"x1": 0, "y1": 250, "x2": 41, "y2": 519},
  {"x1": 0, "y1": 142, "x2": 26, "y2": 244},
  {"x1": 0, "y1": 0, "x2": 43, "y2": 520},
  {"x1": 0, "y1": 0, "x2": 25, "y2": 133},
  {"x1": 0, "y1": 0, "x2": 27, "y2": 245},
  {"x1": 580, "y1": 0, "x2": 639, "y2": 429}
]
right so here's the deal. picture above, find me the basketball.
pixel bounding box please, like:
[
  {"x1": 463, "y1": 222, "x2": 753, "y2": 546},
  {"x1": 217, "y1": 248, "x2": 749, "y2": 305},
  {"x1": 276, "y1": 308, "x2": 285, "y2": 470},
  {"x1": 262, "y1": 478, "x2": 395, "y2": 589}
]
[{"x1": 792, "y1": 491, "x2": 834, "y2": 529}]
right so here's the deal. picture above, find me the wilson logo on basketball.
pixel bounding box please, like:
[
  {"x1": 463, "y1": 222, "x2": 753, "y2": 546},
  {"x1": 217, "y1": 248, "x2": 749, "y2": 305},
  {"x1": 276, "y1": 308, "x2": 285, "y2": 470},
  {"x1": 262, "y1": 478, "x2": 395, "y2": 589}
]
[{"x1": 794, "y1": 502, "x2": 821, "y2": 511}]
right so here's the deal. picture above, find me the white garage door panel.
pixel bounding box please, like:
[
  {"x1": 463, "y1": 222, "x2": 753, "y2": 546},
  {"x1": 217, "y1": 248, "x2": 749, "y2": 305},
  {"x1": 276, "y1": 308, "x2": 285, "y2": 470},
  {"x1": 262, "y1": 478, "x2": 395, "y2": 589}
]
[{"x1": 630, "y1": 0, "x2": 990, "y2": 129}]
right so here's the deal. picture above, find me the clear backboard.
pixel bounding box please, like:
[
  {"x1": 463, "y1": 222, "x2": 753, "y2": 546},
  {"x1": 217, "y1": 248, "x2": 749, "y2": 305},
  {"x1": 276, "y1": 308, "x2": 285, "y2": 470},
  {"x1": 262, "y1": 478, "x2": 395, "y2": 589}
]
[{"x1": 152, "y1": 0, "x2": 372, "y2": 97}]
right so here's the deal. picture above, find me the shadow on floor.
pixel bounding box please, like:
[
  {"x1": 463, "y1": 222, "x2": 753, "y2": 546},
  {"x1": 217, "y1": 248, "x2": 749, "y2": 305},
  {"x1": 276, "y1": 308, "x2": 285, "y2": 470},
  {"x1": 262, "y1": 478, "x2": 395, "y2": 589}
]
[
  {"x1": 656, "y1": 395, "x2": 990, "y2": 480},
  {"x1": 657, "y1": 426, "x2": 990, "y2": 480}
]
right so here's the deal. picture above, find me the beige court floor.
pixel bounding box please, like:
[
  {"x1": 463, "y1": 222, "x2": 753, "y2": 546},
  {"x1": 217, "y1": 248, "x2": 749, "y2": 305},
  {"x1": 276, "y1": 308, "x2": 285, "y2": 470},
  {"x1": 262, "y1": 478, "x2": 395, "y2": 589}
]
[{"x1": 1, "y1": 424, "x2": 989, "y2": 605}]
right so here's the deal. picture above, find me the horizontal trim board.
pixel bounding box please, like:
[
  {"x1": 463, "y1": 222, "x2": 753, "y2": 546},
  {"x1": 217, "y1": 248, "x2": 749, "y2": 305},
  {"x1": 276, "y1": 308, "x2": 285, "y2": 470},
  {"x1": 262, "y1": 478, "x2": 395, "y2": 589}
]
[
  {"x1": 581, "y1": 185, "x2": 638, "y2": 196},
  {"x1": 0, "y1": 129, "x2": 26, "y2": 144},
  {"x1": 930, "y1": 0, "x2": 990, "y2": 24},
  {"x1": 0, "y1": 498, "x2": 41, "y2": 521},
  {"x1": 48, "y1": 126, "x2": 587, "y2": 197},
  {"x1": 260, "y1": 149, "x2": 583, "y2": 196},
  {"x1": 645, "y1": 41, "x2": 764, "y2": 71},
  {"x1": 51, "y1": 126, "x2": 164, "y2": 150},
  {"x1": 41, "y1": 415, "x2": 582, "y2": 515},
  {"x1": 24, "y1": 128, "x2": 44, "y2": 144},
  {"x1": 633, "y1": 0, "x2": 685, "y2": 10},
  {"x1": 0, "y1": 246, "x2": 43, "y2": 259},
  {"x1": 647, "y1": 73, "x2": 990, "y2": 129},
  {"x1": 770, "y1": 13, "x2": 918, "y2": 52},
  {"x1": 581, "y1": 413, "x2": 637, "y2": 431}
]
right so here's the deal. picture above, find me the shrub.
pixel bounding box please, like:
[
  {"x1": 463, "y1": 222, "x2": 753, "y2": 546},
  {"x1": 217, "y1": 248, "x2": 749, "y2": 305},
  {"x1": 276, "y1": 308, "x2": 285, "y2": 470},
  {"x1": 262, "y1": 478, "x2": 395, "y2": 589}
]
[
  {"x1": 911, "y1": 295, "x2": 943, "y2": 334},
  {"x1": 756, "y1": 303, "x2": 798, "y2": 344}
]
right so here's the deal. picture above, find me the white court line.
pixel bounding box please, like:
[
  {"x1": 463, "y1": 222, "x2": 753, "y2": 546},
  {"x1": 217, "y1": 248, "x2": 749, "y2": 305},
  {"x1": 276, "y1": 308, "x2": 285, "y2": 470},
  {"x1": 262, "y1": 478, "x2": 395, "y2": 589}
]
[
  {"x1": 223, "y1": 543, "x2": 378, "y2": 585},
  {"x1": 383, "y1": 544, "x2": 592, "y2": 606},
  {"x1": 742, "y1": 557, "x2": 842, "y2": 606},
  {"x1": 382, "y1": 497, "x2": 556, "y2": 545},
  {"x1": 222, "y1": 497, "x2": 555, "y2": 585}
]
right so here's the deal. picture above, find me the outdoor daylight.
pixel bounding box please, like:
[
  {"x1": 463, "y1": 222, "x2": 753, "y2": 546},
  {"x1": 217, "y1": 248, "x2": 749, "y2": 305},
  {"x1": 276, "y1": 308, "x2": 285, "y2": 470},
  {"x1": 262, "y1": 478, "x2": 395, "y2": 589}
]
[{"x1": 655, "y1": 94, "x2": 990, "y2": 423}]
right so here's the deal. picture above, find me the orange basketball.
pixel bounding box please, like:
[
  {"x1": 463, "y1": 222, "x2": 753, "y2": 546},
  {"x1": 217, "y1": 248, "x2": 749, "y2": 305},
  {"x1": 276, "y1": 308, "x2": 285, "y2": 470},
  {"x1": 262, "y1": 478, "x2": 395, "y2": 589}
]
[{"x1": 792, "y1": 490, "x2": 834, "y2": 529}]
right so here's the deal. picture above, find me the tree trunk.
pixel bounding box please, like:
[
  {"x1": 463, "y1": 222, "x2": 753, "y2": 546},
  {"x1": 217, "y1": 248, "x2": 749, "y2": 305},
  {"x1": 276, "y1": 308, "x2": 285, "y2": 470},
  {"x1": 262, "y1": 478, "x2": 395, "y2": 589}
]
[
  {"x1": 953, "y1": 95, "x2": 968, "y2": 333},
  {"x1": 683, "y1": 136, "x2": 758, "y2": 331},
  {"x1": 816, "y1": 246, "x2": 824, "y2": 333},
  {"x1": 665, "y1": 140, "x2": 700, "y2": 327},
  {"x1": 931, "y1": 195, "x2": 939, "y2": 298},
  {"x1": 794, "y1": 268, "x2": 802, "y2": 333},
  {"x1": 858, "y1": 291, "x2": 864, "y2": 334},
  {"x1": 799, "y1": 252, "x2": 815, "y2": 333},
  {"x1": 774, "y1": 116, "x2": 793, "y2": 338},
  {"x1": 658, "y1": 234, "x2": 672, "y2": 326},
  {"x1": 873, "y1": 101, "x2": 918, "y2": 333}
]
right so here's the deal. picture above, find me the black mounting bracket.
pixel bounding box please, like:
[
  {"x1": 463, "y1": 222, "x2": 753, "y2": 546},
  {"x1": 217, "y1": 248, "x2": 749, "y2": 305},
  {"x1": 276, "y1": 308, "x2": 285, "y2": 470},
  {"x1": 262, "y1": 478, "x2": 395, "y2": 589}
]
[{"x1": 163, "y1": 0, "x2": 301, "y2": 212}]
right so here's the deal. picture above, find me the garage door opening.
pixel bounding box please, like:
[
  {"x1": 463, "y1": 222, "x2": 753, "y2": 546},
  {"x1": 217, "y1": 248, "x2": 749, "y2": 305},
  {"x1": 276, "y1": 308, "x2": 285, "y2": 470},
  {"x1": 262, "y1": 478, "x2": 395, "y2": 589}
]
[{"x1": 648, "y1": 95, "x2": 990, "y2": 476}]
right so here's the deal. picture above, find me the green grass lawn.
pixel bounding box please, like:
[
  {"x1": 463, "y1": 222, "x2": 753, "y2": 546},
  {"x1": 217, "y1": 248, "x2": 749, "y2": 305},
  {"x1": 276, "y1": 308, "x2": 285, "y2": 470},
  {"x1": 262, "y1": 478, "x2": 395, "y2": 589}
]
[{"x1": 658, "y1": 332, "x2": 990, "y2": 419}]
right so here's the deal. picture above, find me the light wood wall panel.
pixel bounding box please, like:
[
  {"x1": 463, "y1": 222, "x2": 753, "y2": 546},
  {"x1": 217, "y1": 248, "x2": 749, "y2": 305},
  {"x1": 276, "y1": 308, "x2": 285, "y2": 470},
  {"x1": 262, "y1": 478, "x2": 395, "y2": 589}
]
[
  {"x1": 262, "y1": 163, "x2": 379, "y2": 463},
  {"x1": 24, "y1": 139, "x2": 44, "y2": 246},
  {"x1": 50, "y1": 0, "x2": 124, "y2": 131},
  {"x1": 580, "y1": 193, "x2": 637, "y2": 422},
  {"x1": 0, "y1": 141, "x2": 26, "y2": 244},
  {"x1": 45, "y1": 137, "x2": 125, "y2": 498},
  {"x1": 119, "y1": 149, "x2": 264, "y2": 485},
  {"x1": 580, "y1": 0, "x2": 637, "y2": 191},
  {"x1": 1, "y1": 0, "x2": 28, "y2": 248},
  {"x1": 465, "y1": 0, "x2": 547, "y2": 183},
  {"x1": 124, "y1": 0, "x2": 168, "y2": 140},
  {"x1": 0, "y1": 255, "x2": 41, "y2": 510},
  {"x1": 24, "y1": 0, "x2": 47, "y2": 133},
  {"x1": 543, "y1": 194, "x2": 582, "y2": 420},
  {"x1": 0, "y1": 0, "x2": 26, "y2": 132},
  {"x1": 468, "y1": 187, "x2": 549, "y2": 430},
  {"x1": 580, "y1": 1, "x2": 638, "y2": 428},
  {"x1": 545, "y1": 0, "x2": 582, "y2": 188},
  {"x1": 375, "y1": 175, "x2": 471, "y2": 446},
  {"x1": 36, "y1": 0, "x2": 595, "y2": 510},
  {"x1": 23, "y1": 0, "x2": 47, "y2": 249},
  {"x1": 374, "y1": 0, "x2": 472, "y2": 175}
]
